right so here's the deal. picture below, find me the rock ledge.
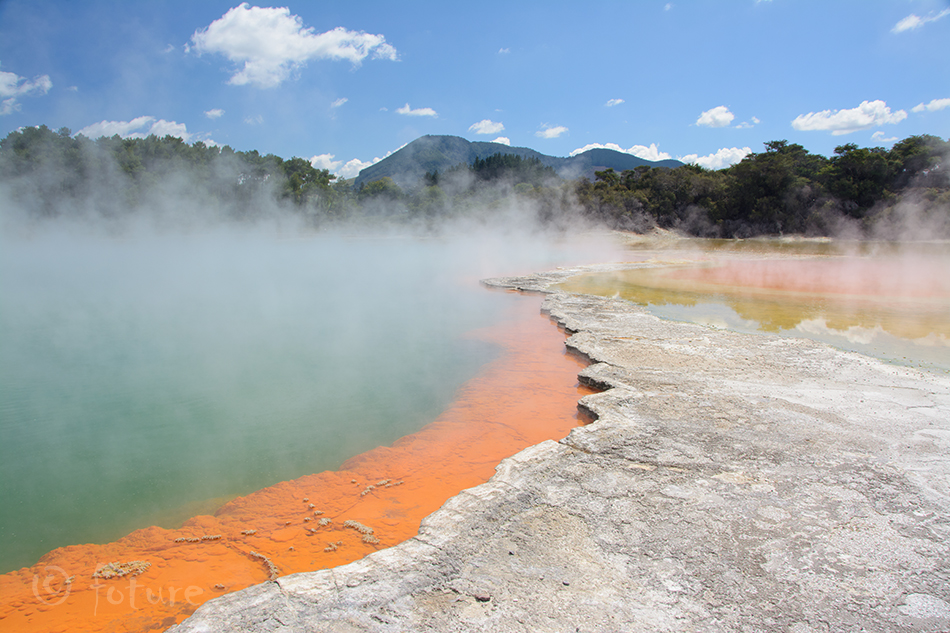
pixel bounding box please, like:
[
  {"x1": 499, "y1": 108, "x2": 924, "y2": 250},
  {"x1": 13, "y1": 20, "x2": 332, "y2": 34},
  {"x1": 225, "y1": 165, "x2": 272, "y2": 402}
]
[{"x1": 170, "y1": 267, "x2": 950, "y2": 632}]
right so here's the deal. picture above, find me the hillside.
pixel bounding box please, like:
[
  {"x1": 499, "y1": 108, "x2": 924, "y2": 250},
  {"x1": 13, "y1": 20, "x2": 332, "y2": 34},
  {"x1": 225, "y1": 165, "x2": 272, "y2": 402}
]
[{"x1": 353, "y1": 135, "x2": 683, "y2": 189}]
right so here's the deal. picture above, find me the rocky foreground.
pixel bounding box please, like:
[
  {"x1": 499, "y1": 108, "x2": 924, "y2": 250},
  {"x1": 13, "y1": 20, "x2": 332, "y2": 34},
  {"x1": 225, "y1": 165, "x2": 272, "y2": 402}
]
[{"x1": 169, "y1": 265, "x2": 950, "y2": 632}]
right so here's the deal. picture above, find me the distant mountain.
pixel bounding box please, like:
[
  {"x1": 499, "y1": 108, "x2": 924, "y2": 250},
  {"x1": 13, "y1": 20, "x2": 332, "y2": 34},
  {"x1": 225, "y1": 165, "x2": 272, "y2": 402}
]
[{"x1": 352, "y1": 135, "x2": 683, "y2": 190}]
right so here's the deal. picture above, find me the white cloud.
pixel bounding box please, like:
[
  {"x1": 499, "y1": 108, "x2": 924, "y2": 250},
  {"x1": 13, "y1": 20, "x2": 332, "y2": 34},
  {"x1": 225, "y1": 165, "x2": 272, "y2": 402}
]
[
  {"x1": 244, "y1": 114, "x2": 263, "y2": 125},
  {"x1": 190, "y1": 3, "x2": 398, "y2": 88},
  {"x1": 791, "y1": 99, "x2": 907, "y2": 135},
  {"x1": 396, "y1": 103, "x2": 437, "y2": 117},
  {"x1": 570, "y1": 142, "x2": 672, "y2": 162},
  {"x1": 665, "y1": 4, "x2": 673, "y2": 11},
  {"x1": 912, "y1": 97, "x2": 950, "y2": 113},
  {"x1": 330, "y1": 97, "x2": 348, "y2": 108},
  {"x1": 469, "y1": 119, "x2": 504, "y2": 134},
  {"x1": 871, "y1": 131, "x2": 899, "y2": 143},
  {"x1": 498, "y1": 47, "x2": 510, "y2": 54},
  {"x1": 76, "y1": 116, "x2": 193, "y2": 141},
  {"x1": 77, "y1": 116, "x2": 155, "y2": 138},
  {"x1": 310, "y1": 153, "x2": 342, "y2": 171},
  {"x1": 312, "y1": 142, "x2": 409, "y2": 180},
  {"x1": 536, "y1": 125, "x2": 568, "y2": 139},
  {"x1": 696, "y1": 105, "x2": 735, "y2": 128},
  {"x1": 149, "y1": 120, "x2": 190, "y2": 138},
  {"x1": 679, "y1": 146, "x2": 751, "y2": 170},
  {"x1": 0, "y1": 63, "x2": 52, "y2": 115},
  {"x1": 491, "y1": 136, "x2": 511, "y2": 146},
  {"x1": 892, "y1": 9, "x2": 950, "y2": 33},
  {"x1": 605, "y1": 98, "x2": 624, "y2": 107},
  {"x1": 310, "y1": 153, "x2": 376, "y2": 179},
  {"x1": 204, "y1": 108, "x2": 225, "y2": 119},
  {"x1": 337, "y1": 158, "x2": 375, "y2": 179}
]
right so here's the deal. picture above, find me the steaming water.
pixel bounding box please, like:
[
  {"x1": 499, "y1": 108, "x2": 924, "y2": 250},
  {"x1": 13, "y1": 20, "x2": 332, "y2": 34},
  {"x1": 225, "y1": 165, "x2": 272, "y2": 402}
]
[
  {"x1": 558, "y1": 238, "x2": 950, "y2": 373},
  {"x1": 5, "y1": 230, "x2": 945, "y2": 574},
  {"x1": 0, "y1": 228, "x2": 621, "y2": 573}
]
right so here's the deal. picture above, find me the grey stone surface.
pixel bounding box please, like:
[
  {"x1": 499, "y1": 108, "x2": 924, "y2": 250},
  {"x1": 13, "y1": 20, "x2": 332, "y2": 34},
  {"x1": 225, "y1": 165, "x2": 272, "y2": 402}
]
[{"x1": 170, "y1": 265, "x2": 950, "y2": 633}]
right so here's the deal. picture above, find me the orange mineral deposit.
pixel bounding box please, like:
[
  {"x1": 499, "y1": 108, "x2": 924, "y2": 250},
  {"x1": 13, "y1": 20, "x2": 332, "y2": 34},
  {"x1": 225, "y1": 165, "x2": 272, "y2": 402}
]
[{"x1": 0, "y1": 292, "x2": 594, "y2": 633}]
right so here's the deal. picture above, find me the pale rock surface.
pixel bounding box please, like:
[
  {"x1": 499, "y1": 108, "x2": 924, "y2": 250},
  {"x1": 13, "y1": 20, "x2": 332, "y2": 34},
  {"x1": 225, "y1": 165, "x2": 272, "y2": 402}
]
[{"x1": 169, "y1": 265, "x2": 950, "y2": 633}]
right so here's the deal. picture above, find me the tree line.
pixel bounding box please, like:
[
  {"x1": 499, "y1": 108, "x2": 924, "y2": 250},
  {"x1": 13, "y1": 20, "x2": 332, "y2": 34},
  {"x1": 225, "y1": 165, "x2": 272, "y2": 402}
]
[
  {"x1": 0, "y1": 125, "x2": 341, "y2": 223},
  {"x1": 576, "y1": 136, "x2": 949, "y2": 237},
  {"x1": 2, "y1": 125, "x2": 947, "y2": 237}
]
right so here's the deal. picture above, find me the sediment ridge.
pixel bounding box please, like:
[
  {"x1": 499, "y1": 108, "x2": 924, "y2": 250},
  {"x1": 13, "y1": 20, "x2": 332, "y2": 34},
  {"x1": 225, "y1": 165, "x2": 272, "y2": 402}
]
[{"x1": 170, "y1": 264, "x2": 950, "y2": 632}]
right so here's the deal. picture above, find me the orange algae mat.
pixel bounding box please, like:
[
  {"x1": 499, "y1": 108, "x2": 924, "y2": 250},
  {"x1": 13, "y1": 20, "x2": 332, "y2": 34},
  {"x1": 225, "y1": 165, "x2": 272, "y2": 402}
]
[{"x1": 0, "y1": 292, "x2": 595, "y2": 633}]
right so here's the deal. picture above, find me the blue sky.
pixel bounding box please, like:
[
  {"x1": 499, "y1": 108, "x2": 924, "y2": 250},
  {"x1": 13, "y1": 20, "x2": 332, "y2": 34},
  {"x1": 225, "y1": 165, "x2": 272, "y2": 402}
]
[{"x1": 1, "y1": 0, "x2": 948, "y2": 179}]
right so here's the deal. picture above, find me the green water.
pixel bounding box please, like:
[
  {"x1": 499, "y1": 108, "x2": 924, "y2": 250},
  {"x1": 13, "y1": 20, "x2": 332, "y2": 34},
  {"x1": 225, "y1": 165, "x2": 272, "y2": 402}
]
[{"x1": 0, "y1": 229, "x2": 621, "y2": 573}]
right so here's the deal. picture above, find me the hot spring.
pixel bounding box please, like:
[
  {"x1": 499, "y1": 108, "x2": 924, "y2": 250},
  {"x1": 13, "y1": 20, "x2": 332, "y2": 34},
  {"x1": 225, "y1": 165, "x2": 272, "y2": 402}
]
[
  {"x1": 0, "y1": 227, "x2": 622, "y2": 574},
  {"x1": 2, "y1": 230, "x2": 947, "y2": 581},
  {"x1": 556, "y1": 237, "x2": 950, "y2": 373}
]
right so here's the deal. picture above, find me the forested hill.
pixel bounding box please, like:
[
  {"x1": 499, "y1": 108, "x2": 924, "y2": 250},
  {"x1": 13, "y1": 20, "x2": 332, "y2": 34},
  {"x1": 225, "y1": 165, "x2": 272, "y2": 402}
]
[
  {"x1": 353, "y1": 135, "x2": 683, "y2": 189},
  {"x1": 1, "y1": 125, "x2": 947, "y2": 239},
  {"x1": 576, "y1": 136, "x2": 949, "y2": 238}
]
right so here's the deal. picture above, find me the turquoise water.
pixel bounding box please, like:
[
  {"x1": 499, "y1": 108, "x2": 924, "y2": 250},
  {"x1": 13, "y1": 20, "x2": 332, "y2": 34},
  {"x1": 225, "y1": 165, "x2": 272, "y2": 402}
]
[{"x1": 0, "y1": 228, "x2": 620, "y2": 573}]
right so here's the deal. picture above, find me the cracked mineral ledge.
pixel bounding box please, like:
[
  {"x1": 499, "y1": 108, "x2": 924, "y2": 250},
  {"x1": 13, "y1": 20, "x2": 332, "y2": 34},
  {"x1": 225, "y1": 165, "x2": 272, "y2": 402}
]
[{"x1": 169, "y1": 265, "x2": 950, "y2": 633}]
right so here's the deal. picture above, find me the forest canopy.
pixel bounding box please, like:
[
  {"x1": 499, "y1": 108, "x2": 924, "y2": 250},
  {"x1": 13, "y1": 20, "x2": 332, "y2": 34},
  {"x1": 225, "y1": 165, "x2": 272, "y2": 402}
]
[
  {"x1": 576, "y1": 136, "x2": 949, "y2": 238},
  {"x1": 1, "y1": 125, "x2": 947, "y2": 238}
]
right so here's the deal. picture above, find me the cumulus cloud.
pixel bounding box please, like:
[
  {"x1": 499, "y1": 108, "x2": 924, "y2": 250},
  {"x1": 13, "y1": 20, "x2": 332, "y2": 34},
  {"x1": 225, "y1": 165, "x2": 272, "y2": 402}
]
[
  {"x1": 491, "y1": 136, "x2": 511, "y2": 146},
  {"x1": 149, "y1": 120, "x2": 190, "y2": 138},
  {"x1": 912, "y1": 97, "x2": 950, "y2": 113},
  {"x1": 190, "y1": 3, "x2": 398, "y2": 88},
  {"x1": 892, "y1": 9, "x2": 950, "y2": 33},
  {"x1": 696, "y1": 105, "x2": 735, "y2": 128},
  {"x1": 871, "y1": 131, "x2": 899, "y2": 143},
  {"x1": 396, "y1": 103, "x2": 437, "y2": 117},
  {"x1": 338, "y1": 158, "x2": 378, "y2": 179},
  {"x1": 309, "y1": 153, "x2": 341, "y2": 171},
  {"x1": 605, "y1": 98, "x2": 624, "y2": 107},
  {"x1": 330, "y1": 97, "x2": 348, "y2": 108},
  {"x1": 204, "y1": 108, "x2": 225, "y2": 119},
  {"x1": 791, "y1": 100, "x2": 907, "y2": 135},
  {"x1": 76, "y1": 116, "x2": 193, "y2": 141},
  {"x1": 0, "y1": 63, "x2": 52, "y2": 115},
  {"x1": 311, "y1": 142, "x2": 409, "y2": 179},
  {"x1": 679, "y1": 146, "x2": 751, "y2": 170},
  {"x1": 310, "y1": 153, "x2": 375, "y2": 179},
  {"x1": 536, "y1": 125, "x2": 568, "y2": 139},
  {"x1": 570, "y1": 142, "x2": 672, "y2": 162},
  {"x1": 469, "y1": 119, "x2": 504, "y2": 134}
]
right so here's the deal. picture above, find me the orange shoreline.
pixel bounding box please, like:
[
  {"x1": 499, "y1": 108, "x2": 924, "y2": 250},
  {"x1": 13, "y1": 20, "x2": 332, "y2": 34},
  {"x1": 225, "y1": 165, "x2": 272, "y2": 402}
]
[{"x1": 0, "y1": 291, "x2": 594, "y2": 633}]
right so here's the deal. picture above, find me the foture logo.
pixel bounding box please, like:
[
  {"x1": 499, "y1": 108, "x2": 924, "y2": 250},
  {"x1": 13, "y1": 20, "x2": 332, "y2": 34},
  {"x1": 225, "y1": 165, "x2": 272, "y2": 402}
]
[{"x1": 32, "y1": 565, "x2": 73, "y2": 606}]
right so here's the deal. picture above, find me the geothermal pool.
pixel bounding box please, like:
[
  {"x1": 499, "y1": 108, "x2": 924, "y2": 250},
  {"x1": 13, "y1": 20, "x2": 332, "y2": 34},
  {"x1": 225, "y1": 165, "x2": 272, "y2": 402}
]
[
  {"x1": 2, "y1": 231, "x2": 947, "y2": 632},
  {"x1": 557, "y1": 238, "x2": 950, "y2": 373},
  {"x1": 0, "y1": 229, "x2": 623, "y2": 574}
]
